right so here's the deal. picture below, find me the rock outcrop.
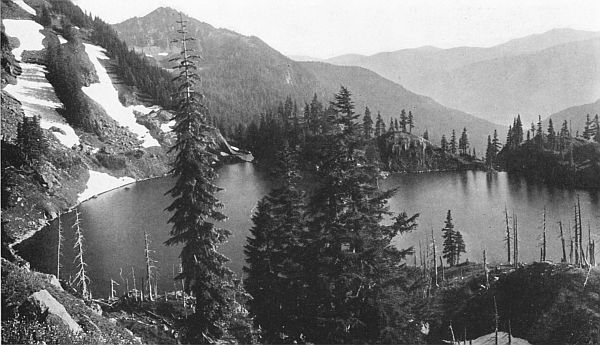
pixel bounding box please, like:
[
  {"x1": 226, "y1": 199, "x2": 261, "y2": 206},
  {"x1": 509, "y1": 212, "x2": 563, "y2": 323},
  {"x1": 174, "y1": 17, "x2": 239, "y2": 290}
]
[{"x1": 24, "y1": 289, "x2": 82, "y2": 333}]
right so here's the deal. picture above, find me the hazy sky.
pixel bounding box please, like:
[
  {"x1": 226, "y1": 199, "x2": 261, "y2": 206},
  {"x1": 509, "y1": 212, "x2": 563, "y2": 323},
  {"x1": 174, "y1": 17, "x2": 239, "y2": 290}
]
[{"x1": 74, "y1": 0, "x2": 600, "y2": 59}]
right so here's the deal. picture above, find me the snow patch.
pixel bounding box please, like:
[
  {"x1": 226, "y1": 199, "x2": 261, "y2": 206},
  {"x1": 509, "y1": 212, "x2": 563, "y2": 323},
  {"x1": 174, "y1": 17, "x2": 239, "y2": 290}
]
[
  {"x1": 4, "y1": 62, "x2": 80, "y2": 148},
  {"x1": 158, "y1": 52, "x2": 168, "y2": 56},
  {"x1": 58, "y1": 35, "x2": 67, "y2": 44},
  {"x1": 230, "y1": 145, "x2": 239, "y2": 151},
  {"x1": 13, "y1": 0, "x2": 36, "y2": 15},
  {"x1": 81, "y1": 43, "x2": 160, "y2": 148},
  {"x1": 145, "y1": 53, "x2": 153, "y2": 57},
  {"x1": 160, "y1": 120, "x2": 176, "y2": 133},
  {"x1": 3, "y1": 19, "x2": 44, "y2": 60},
  {"x1": 78, "y1": 170, "x2": 135, "y2": 202}
]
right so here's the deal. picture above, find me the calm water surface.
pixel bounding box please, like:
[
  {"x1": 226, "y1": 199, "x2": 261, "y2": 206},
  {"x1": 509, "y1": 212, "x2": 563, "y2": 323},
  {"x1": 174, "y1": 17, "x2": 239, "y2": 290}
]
[{"x1": 17, "y1": 165, "x2": 599, "y2": 298}]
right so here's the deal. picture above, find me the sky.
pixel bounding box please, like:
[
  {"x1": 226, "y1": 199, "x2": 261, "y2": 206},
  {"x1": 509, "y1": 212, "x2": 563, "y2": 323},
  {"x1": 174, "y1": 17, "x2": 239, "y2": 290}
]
[{"x1": 74, "y1": 0, "x2": 600, "y2": 59}]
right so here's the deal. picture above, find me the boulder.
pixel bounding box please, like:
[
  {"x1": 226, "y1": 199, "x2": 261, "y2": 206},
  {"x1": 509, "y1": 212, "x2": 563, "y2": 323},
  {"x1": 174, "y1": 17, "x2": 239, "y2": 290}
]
[{"x1": 26, "y1": 289, "x2": 82, "y2": 333}]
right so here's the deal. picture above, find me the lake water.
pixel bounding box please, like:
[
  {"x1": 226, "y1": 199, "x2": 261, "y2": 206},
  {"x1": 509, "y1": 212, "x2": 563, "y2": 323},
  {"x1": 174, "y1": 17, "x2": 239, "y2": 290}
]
[{"x1": 16, "y1": 165, "x2": 599, "y2": 298}]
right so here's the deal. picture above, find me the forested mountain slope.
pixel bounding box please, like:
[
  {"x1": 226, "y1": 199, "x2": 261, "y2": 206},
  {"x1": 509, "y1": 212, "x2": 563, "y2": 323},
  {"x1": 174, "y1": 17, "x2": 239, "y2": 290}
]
[{"x1": 113, "y1": 7, "x2": 501, "y2": 151}]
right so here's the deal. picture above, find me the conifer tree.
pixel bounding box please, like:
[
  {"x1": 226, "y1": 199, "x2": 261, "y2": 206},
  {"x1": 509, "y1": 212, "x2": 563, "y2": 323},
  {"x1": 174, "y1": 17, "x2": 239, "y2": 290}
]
[
  {"x1": 536, "y1": 115, "x2": 544, "y2": 148},
  {"x1": 547, "y1": 118, "x2": 556, "y2": 150},
  {"x1": 363, "y1": 106, "x2": 373, "y2": 139},
  {"x1": 459, "y1": 127, "x2": 469, "y2": 156},
  {"x1": 492, "y1": 130, "x2": 501, "y2": 156},
  {"x1": 583, "y1": 114, "x2": 594, "y2": 140},
  {"x1": 441, "y1": 135, "x2": 448, "y2": 152},
  {"x1": 394, "y1": 118, "x2": 399, "y2": 131},
  {"x1": 423, "y1": 129, "x2": 429, "y2": 140},
  {"x1": 450, "y1": 130, "x2": 457, "y2": 155},
  {"x1": 514, "y1": 115, "x2": 524, "y2": 145},
  {"x1": 16, "y1": 116, "x2": 46, "y2": 166},
  {"x1": 400, "y1": 109, "x2": 407, "y2": 132},
  {"x1": 408, "y1": 110, "x2": 414, "y2": 133},
  {"x1": 388, "y1": 118, "x2": 394, "y2": 132},
  {"x1": 442, "y1": 210, "x2": 457, "y2": 266},
  {"x1": 244, "y1": 144, "x2": 307, "y2": 342},
  {"x1": 165, "y1": 13, "x2": 234, "y2": 342},
  {"x1": 304, "y1": 86, "x2": 419, "y2": 343},
  {"x1": 375, "y1": 111, "x2": 385, "y2": 137}
]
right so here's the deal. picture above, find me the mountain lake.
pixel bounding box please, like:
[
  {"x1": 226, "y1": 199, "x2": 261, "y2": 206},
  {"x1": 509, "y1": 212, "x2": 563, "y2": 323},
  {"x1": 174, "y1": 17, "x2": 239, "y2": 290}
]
[{"x1": 16, "y1": 163, "x2": 600, "y2": 298}]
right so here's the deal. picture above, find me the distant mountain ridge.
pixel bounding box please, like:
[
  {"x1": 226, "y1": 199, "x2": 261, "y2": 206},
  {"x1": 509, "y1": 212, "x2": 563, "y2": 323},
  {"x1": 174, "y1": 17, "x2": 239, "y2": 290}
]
[
  {"x1": 543, "y1": 99, "x2": 600, "y2": 134},
  {"x1": 326, "y1": 28, "x2": 600, "y2": 125},
  {"x1": 113, "y1": 7, "x2": 501, "y2": 150}
]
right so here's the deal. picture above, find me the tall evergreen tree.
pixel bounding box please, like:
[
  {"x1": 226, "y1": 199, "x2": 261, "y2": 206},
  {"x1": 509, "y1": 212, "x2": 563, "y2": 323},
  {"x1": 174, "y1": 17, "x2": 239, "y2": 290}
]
[
  {"x1": 423, "y1": 129, "x2": 429, "y2": 141},
  {"x1": 442, "y1": 210, "x2": 457, "y2": 266},
  {"x1": 304, "y1": 86, "x2": 419, "y2": 343},
  {"x1": 583, "y1": 114, "x2": 593, "y2": 140},
  {"x1": 441, "y1": 135, "x2": 448, "y2": 152},
  {"x1": 547, "y1": 118, "x2": 556, "y2": 150},
  {"x1": 388, "y1": 118, "x2": 394, "y2": 132},
  {"x1": 400, "y1": 109, "x2": 407, "y2": 132},
  {"x1": 459, "y1": 127, "x2": 469, "y2": 156},
  {"x1": 492, "y1": 130, "x2": 501, "y2": 156},
  {"x1": 394, "y1": 118, "x2": 399, "y2": 131},
  {"x1": 536, "y1": 116, "x2": 544, "y2": 148},
  {"x1": 450, "y1": 130, "x2": 457, "y2": 155},
  {"x1": 375, "y1": 111, "x2": 385, "y2": 137},
  {"x1": 363, "y1": 106, "x2": 373, "y2": 139},
  {"x1": 165, "y1": 14, "x2": 234, "y2": 342},
  {"x1": 244, "y1": 144, "x2": 307, "y2": 343},
  {"x1": 514, "y1": 115, "x2": 524, "y2": 145},
  {"x1": 16, "y1": 115, "x2": 46, "y2": 166},
  {"x1": 408, "y1": 111, "x2": 414, "y2": 133}
]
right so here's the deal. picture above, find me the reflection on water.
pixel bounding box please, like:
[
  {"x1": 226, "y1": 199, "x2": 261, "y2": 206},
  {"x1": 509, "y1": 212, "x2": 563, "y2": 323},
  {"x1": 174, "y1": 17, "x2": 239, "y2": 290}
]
[{"x1": 17, "y1": 167, "x2": 599, "y2": 298}]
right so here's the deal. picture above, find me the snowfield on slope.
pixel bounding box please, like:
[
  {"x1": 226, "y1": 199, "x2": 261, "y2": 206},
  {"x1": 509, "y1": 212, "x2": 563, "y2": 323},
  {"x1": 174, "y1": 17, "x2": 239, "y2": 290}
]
[
  {"x1": 3, "y1": 19, "x2": 45, "y2": 60},
  {"x1": 13, "y1": 0, "x2": 36, "y2": 16},
  {"x1": 78, "y1": 170, "x2": 135, "y2": 202},
  {"x1": 3, "y1": 19, "x2": 80, "y2": 148},
  {"x1": 4, "y1": 63, "x2": 81, "y2": 147},
  {"x1": 81, "y1": 43, "x2": 160, "y2": 148}
]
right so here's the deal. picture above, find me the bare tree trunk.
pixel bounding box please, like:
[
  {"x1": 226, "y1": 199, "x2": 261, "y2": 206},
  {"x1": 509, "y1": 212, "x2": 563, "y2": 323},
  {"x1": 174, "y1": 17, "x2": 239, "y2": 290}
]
[
  {"x1": 568, "y1": 220, "x2": 573, "y2": 264},
  {"x1": 72, "y1": 209, "x2": 90, "y2": 299},
  {"x1": 449, "y1": 322, "x2": 456, "y2": 344},
  {"x1": 56, "y1": 215, "x2": 63, "y2": 280},
  {"x1": 131, "y1": 267, "x2": 137, "y2": 301},
  {"x1": 508, "y1": 319, "x2": 512, "y2": 344},
  {"x1": 542, "y1": 206, "x2": 547, "y2": 262},
  {"x1": 513, "y1": 212, "x2": 518, "y2": 267},
  {"x1": 483, "y1": 250, "x2": 489, "y2": 289},
  {"x1": 505, "y1": 205, "x2": 511, "y2": 264},
  {"x1": 144, "y1": 230, "x2": 155, "y2": 302},
  {"x1": 440, "y1": 256, "x2": 445, "y2": 282},
  {"x1": 432, "y1": 227, "x2": 438, "y2": 287},
  {"x1": 559, "y1": 221, "x2": 566, "y2": 262},
  {"x1": 574, "y1": 205, "x2": 580, "y2": 266},
  {"x1": 494, "y1": 296, "x2": 499, "y2": 345},
  {"x1": 578, "y1": 196, "x2": 585, "y2": 265}
]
